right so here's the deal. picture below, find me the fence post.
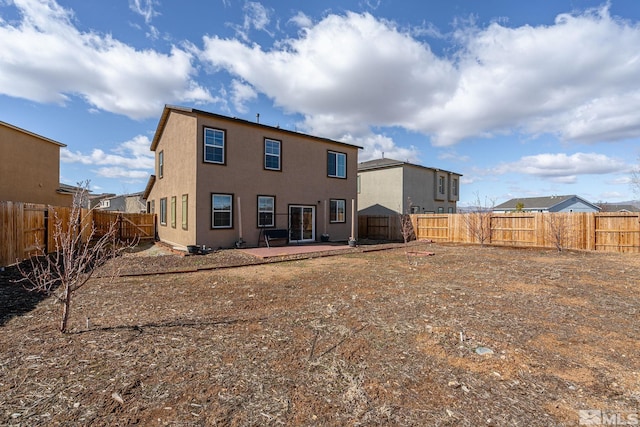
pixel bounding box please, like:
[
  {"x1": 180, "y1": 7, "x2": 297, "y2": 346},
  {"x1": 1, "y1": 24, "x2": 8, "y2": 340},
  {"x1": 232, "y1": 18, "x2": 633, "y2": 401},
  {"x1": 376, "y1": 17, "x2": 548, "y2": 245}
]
[
  {"x1": 118, "y1": 213, "x2": 123, "y2": 241},
  {"x1": 43, "y1": 208, "x2": 49, "y2": 254},
  {"x1": 587, "y1": 213, "x2": 596, "y2": 251}
]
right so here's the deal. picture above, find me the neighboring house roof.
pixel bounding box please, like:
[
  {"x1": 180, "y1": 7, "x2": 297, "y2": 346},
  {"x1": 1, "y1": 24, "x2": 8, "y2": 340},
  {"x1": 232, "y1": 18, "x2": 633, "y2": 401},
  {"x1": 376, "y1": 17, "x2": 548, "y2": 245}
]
[
  {"x1": 598, "y1": 203, "x2": 640, "y2": 212},
  {"x1": 150, "y1": 105, "x2": 363, "y2": 152},
  {"x1": 57, "y1": 183, "x2": 82, "y2": 195},
  {"x1": 142, "y1": 175, "x2": 156, "y2": 201},
  {"x1": 358, "y1": 157, "x2": 462, "y2": 176},
  {"x1": 100, "y1": 191, "x2": 145, "y2": 201},
  {"x1": 494, "y1": 195, "x2": 601, "y2": 211},
  {"x1": 0, "y1": 120, "x2": 66, "y2": 148}
]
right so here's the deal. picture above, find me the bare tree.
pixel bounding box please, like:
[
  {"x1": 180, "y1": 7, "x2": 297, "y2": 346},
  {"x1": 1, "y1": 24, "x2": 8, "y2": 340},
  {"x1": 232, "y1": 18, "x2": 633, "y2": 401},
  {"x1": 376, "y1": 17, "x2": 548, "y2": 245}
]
[
  {"x1": 17, "y1": 182, "x2": 135, "y2": 333},
  {"x1": 398, "y1": 198, "x2": 416, "y2": 244},
  {"x1": 398, "y1": 198, "x2": 417, "y2": 267},
  {"x1": 544, "y1": 213, "x2": 572, "y2": 252},
  {"x1": 463, "y1": 192, "x2": 495, "y2": 247}
]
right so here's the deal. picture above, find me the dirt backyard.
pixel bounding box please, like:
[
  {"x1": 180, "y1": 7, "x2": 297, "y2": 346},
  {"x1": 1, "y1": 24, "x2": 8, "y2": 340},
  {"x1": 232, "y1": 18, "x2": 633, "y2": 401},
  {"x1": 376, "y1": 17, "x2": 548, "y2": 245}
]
[{"x1": 1, "y1": 242, "x2": 639, "y2": 426}]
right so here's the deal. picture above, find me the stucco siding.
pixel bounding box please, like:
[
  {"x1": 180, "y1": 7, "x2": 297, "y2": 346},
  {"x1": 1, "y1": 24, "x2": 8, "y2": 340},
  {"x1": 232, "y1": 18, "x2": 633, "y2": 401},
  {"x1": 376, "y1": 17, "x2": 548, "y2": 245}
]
[
  {"x1": 0, "y1": 123, "x2": 71, "y2": 206},
  {"x1": 192, "y1": 115, "x2": 357, "y2": 247},
  {"x1": 358, "y1": 167, "x2": 403, "y2": 215},
  {"x1": 149, "y1": 110, "x2": 198, "y2": 247}
]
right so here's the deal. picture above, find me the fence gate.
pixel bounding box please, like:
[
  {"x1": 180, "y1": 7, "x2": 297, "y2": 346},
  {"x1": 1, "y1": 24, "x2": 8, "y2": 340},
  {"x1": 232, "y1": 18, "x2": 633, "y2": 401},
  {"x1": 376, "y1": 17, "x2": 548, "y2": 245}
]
[
  {"x1": 92, "y1": 211, "x2": 156, "y2": 241},
  {"x1": 22, "y1": 205, "x2": 48, "y2": 258}
]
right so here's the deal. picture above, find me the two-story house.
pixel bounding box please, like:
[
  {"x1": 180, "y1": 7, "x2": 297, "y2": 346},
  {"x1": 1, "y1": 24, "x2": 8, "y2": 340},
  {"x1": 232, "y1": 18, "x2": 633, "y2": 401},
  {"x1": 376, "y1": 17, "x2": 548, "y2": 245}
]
[
  {"x1": 144, "y1": 105, "x2": 361, "y2": 249},
  {"x1": 97, "y1": 192, "x2": 146, "y2": 213},
  {"x1": 0, "y1": 120, "x2": 72, "y2": 206},
  {"x1": 357, "y1": 158, "x2": 462, "y2": 215}
]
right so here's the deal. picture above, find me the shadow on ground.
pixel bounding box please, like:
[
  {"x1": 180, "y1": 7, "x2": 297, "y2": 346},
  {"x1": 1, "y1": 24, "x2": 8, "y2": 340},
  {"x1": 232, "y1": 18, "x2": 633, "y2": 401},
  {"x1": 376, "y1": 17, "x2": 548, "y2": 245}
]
[{"x1": 0, "y1": 264, "x2": 52, "y2": 327}]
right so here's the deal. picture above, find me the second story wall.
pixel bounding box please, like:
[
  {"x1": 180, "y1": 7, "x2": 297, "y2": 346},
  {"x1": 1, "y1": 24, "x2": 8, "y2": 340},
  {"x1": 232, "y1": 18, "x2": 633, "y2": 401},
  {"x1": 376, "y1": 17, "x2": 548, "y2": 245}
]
[
  {"x1": 357, "y1": 167, "x2": 404, "y2": 215},
  {"x1": 0, "y1": 121, "x2": 71, "y2": 206}
]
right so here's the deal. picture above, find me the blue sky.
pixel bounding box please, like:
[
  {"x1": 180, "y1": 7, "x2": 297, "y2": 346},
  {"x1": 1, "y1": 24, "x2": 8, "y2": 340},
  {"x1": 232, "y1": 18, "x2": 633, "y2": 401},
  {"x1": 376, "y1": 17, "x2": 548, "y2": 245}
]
[{"x1": 1, "y1": 0, "x2": 639, "y2": 206}]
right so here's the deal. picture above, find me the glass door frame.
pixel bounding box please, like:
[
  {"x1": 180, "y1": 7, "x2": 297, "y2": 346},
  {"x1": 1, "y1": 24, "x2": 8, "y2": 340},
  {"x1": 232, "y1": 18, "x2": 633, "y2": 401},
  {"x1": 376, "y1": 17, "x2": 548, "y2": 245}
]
[{"x1": 288, "y1": 205, "x2": 316, "y2": 243}]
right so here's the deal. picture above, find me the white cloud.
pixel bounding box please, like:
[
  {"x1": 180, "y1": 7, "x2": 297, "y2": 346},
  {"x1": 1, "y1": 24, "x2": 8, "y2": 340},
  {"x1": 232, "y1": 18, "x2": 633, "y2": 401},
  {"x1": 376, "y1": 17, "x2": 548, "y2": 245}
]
[
  {"x1": 201, "y1": 5, "x2": 640, "y2": 152},
  {"x1": 201, "y1": 12, "x2": 455, "y2": 144},
  {"x1": 289, "y1": 12, "x2": 312, "y2": 29},
  {"x1": 230, "y1": 79, "x2": 257, "y2": 113},
  {"x1": 229, "y1": 2, "x2": 273, "y2": 42},
  {"x1": 129, "y1": 0, "x2": 158, "y2": 24},
  {"x1": 94, "y1": 167, "x2": 151, "y2": 179},
  {"x1": 0, "y1": 0, "x2": 213, "y2": 119},
  {"x1": 61, "y1": 135, "x2": 154, "y2": 180},
  {"x1": 494, "y1": 152, "x2": 627, "y2": 180},
  {"x1": 341, "y1": 133, "x2": 420, "y2": 164}
]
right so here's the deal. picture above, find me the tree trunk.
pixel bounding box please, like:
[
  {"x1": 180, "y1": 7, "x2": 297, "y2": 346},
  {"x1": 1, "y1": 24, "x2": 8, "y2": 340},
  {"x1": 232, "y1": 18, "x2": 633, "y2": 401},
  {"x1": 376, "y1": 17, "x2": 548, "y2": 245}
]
[{"x1": 60, "y1": 285, "x2": 72, "y2": 333}]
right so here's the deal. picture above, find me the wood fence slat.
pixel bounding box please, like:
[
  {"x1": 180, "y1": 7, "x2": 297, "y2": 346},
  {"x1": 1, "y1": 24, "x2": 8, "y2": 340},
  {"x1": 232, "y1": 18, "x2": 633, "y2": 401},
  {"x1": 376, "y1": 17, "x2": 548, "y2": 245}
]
[
  {"x1": 358, "y1": 212, "x2": 640, "y2": 254},
  {"x1": 1, "y1": 201, "x2": 156, "y2": 267}
]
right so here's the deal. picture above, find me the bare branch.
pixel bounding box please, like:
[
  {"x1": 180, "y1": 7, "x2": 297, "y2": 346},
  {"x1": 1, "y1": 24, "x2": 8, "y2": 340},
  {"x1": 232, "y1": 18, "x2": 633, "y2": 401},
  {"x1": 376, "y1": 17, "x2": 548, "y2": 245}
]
[
  {"x1": 17, "y1": 181, "x2": 137, "y2": 332},
  {"x1": 462, "y1": 192, "x2": 495, "y2": 247}
]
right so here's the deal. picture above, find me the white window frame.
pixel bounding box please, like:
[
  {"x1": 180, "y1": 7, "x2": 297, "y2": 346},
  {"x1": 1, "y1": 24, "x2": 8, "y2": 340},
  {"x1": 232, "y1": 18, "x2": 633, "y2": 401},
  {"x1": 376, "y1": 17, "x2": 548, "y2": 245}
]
[
  {"x1": 257, "y1": 195, "x2": 275, "y2": 227},
  {"x1": 204, "y1": 127, "x2": 225, "y2": 164},
  {"x1": 328, "y1": 151, "x2": 346, "y2": 178},
  {"x1": 330, "y1": 199, "x2": 346, "y2": 223},
  {"x1": 264, "y1": 139, "x2": 281, "y2": 171},
  {"x1": 182, "y1": 194, "x2": 188, "y2": 230},
  {"x1": 159, "y1": 198, "x2": 167, "y2": 226}
]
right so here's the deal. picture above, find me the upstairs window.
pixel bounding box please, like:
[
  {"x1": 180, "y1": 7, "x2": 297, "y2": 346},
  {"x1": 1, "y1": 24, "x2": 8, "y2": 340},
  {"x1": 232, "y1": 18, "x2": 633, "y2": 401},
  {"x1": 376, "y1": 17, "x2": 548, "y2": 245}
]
[
  {"x1": 204, "y1": 127, "x2": 225, "y2": 164},
  {"x1": 452, "y1": 178, "x2": 459, "y2": 196},
  {"x1": 330, "y1": 199, "x2": 346, "y2": 223},
  {"x1": 438, "y1": 176, "x2": 445, "y2": 195},
  {"x1": 158, "y1": 150, "x2": 164, "y2": 178},
  {"x1": 264, "y1": 139, "x2": 281, "y2": 171},
  {"x1": 212, "y1": 194, "x2": 233, "y2": 228},
  {"x1": 328, "y1": 151, "x2": 346, "y2": 178},
  {"x1": 258, "y1": 196, "x2": 275, "y2": 227}
]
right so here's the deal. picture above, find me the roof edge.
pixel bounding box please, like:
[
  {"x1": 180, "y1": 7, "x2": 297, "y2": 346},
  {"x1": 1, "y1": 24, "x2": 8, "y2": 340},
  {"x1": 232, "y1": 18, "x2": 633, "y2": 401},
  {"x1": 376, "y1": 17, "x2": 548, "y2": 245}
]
[
  {"x1": 1, "y1": 120, "x2": 66, "y2": 148},
  {"x1": 358, "y1": 157, "x2": 463, "y2": 176},
  {"x1": 150, "y1": 105, "x2": 363, "y2": 151}
]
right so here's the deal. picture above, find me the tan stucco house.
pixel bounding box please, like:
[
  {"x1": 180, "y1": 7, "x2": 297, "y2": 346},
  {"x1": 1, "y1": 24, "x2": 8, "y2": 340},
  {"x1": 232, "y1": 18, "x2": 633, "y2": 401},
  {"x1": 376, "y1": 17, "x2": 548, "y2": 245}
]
[
  {"x1": 0, "y1": 120, "x2": 72, "y2": 206},
  {"x1": 357, "y1": 158, "x2": 462, "y2": 215},
  {"x1": 144, "y1": 106, "x2": 361, "y2": 249}
]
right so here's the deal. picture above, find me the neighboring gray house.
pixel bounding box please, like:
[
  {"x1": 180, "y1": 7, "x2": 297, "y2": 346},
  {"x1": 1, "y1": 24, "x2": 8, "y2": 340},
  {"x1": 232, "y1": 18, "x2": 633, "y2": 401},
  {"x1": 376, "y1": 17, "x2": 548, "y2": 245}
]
[
  {"x1": 493, "y1": 195, "x2": 601, "y2": 213},
  {"x1": 98, "y1": 192, "x2": 146, "y2": 213},
  {"x1": 597, "y1": 203, "x2": 640, "y2": 213},
  {"x1": 357, "y1": 158, "x2": 462, "y2": 215}
]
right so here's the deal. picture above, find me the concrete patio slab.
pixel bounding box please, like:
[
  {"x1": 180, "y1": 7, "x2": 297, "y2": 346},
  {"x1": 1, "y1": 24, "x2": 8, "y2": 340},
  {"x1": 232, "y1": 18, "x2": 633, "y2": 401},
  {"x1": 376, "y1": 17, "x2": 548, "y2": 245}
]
[{"x1": 239, "y1": 243, "x2": 355, "y2": 259}]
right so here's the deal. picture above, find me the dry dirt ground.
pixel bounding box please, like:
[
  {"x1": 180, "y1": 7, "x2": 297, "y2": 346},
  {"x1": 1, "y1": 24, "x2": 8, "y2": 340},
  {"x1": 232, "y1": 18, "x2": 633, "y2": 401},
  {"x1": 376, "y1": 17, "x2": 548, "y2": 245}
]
[{"x1": 1, "y1": 242, "x2": 639, "y2": 426}]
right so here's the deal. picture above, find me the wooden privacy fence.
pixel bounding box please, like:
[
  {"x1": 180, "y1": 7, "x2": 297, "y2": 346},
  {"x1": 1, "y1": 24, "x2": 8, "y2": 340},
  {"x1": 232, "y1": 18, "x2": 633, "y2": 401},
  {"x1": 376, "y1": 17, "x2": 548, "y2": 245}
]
[
  {"x1": 359, "y1": 212, "x2": 640, "y2": 253},
  {"x1": 1, "y1": 201, "x2": 156, "y2": 267}
]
